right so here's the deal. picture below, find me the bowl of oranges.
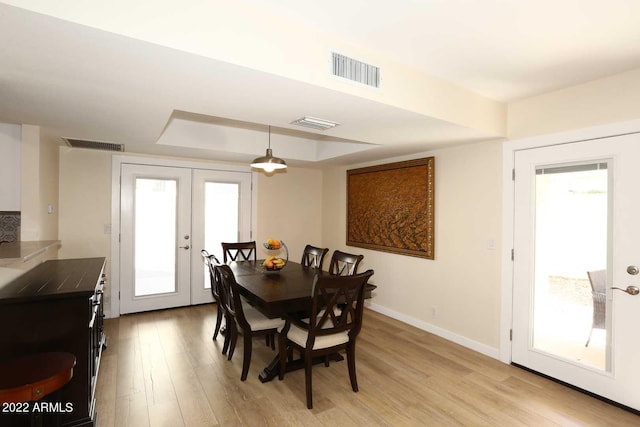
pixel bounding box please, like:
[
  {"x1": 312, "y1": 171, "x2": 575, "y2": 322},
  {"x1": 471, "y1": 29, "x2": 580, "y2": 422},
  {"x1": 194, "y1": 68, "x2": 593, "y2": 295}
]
[{"x1": 263, "y1": 238, "x2": 282, "y2": 250}]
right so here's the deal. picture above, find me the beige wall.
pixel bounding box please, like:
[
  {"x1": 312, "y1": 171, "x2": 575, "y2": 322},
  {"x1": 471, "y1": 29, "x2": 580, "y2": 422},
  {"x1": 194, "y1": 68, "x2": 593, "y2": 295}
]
[
  {"x1": 0, "y1": 123, "x2": 21, "y2": 211},
  {"x1": 38, "y1": 131, "x2": 60, "y2": 240},
  {"x1": 255, "y1": 167, "x2": 323, "y2": 263},
  {"x1": 508, "y1": 67, "x2": 640, "y2": 138},
  {"x1": 323, "y1": 140, "x2": 503, "y2": 352},
  {"x1": 58, "y1": 148, "x2": 112, "y2": 310},
  {"x1": 58, "y1": 147, "x2": 112, "y2": 260},
  {"x1": 20, "y1": 125, "x2": 60, "y2": 241}
]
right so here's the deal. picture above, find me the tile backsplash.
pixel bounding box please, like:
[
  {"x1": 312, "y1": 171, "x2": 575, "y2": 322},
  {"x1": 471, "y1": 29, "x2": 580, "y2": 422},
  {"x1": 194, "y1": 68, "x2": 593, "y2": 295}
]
[{"x1": 0, "y1": 211, "x2": 20, "y2": 243}]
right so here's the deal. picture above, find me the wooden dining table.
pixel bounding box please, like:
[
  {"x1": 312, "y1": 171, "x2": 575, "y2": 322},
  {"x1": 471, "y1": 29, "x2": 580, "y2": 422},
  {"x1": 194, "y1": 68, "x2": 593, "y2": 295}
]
[
  {"x1": 226, "y1": 259, "x2": 375, "y2": 382},
  {"x1": 227, "y1": 260, "x2": 319, "y2": 318}
]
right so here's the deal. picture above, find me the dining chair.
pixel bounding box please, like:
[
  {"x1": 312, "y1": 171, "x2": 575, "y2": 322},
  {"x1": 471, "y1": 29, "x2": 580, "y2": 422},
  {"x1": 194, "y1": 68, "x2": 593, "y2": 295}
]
[
  {"x1": 586, "y1": 269, "x2": 607, "y2": 347},
  {"x1": 300, "y1": 244, "x2": 329, "y2": 270},
  {"x1": 202, "y1": 250, "x2": 229, "y2": 349},
  {"x1": 214, "y1": 264, "x2": 284, "y2": 381},
  {"x1": 222, "y1": 241, "x2": 257, "y2": 263},
  {"x1": 328, "y1": 250, "x2": 364, "y2": 276},
  {"x1": 278, "y1": 269, "x2": 375, "y2": 409}
]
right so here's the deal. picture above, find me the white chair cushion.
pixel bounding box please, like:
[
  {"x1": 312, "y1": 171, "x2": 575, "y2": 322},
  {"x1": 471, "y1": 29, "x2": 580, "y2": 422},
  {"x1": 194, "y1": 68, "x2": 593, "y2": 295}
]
[
  {"x1": 283, "y1": 322, "x2": 349, "y2": 350},
  {"x1": 243, "y1": 305, "x2": 284, "y2": 331}
]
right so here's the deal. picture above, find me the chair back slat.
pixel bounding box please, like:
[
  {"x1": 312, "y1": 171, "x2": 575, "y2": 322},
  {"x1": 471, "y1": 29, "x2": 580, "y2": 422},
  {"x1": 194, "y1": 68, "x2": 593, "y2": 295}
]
[
  {"x1": 202, "y1": 250, "x2": 221, "y2": 300},
  {"x1": 307, "y1": 270, "x2": 374, "y2": 347},
  {"x1": 301, "y1": 245, "x2": 329, "y2": 269},
  {"x1": 328, "y1": 250, "x2": 364, "y2": 276},
  {"x1": 222, "y1": 241, "x2": 257, "y2": 263}
]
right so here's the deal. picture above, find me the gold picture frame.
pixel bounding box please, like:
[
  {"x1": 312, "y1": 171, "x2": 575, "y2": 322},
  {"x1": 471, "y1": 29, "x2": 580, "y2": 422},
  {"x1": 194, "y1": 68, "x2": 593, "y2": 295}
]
[{"x1": 347, "y1": 157, "x2": 435, "y2": 259}]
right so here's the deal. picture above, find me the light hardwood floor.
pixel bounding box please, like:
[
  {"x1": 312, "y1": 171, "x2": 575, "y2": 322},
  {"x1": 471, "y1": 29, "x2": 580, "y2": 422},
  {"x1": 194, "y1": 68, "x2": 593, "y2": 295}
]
[{"x1": 95, "y1": 305, "x2": 638, "y2": 426}]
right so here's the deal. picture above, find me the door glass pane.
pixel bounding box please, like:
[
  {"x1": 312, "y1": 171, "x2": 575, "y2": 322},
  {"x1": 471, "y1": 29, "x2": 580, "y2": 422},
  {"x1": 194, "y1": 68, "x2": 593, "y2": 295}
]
[
  {"x1": 533, "y1": 163, "x2": 608, "y2": 370},
  {"x1": 135, "y1": 178, "x2": 177, "y2": 296},
  {"x1": 203, "y1": 182, "x2": 240, "y2": 288}
]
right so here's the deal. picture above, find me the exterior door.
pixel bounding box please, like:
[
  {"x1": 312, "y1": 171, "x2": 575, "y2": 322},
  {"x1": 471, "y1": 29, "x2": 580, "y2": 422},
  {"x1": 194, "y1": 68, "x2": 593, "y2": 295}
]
[
  {"x1": 512, "y1": 133, "x2": 640, "y2": 410},
  {"x1": 120, "y1": 163, "x2": 253, "y2": 313},
  {"x1": 120, "y1": 164, "x2": 192, "y2": 314},
  {"x1": 190, "y1": 169, "x2": 252, "y2": 305}
]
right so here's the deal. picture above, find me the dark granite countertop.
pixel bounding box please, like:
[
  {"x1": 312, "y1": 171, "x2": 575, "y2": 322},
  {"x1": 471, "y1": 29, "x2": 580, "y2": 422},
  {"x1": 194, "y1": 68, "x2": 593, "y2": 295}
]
[{"x1": 0, "y1": 257, "x2": 106, "y2": 303}]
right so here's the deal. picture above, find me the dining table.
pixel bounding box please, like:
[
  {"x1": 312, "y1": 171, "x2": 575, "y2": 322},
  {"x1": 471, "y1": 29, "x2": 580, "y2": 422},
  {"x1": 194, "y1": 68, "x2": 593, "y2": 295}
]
[
  {"x1": 226, "y1": 259, "x2": 376, "y2": 382},
  {"x1": 228, "y1": 259, "x2": 319, "y2": 318}
]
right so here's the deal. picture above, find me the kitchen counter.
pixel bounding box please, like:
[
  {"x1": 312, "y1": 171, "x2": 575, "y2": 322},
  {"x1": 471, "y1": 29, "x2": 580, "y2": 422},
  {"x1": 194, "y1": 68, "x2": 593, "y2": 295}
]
[{"x1": 0, "y1": 240, "x2": 61, "y2": 267}]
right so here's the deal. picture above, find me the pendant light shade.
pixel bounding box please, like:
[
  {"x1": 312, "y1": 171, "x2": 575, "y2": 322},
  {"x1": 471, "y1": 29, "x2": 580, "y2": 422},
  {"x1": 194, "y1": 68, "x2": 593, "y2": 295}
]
[{"x1": 251, "y1": 126, "x2": 287, "y2": 173}]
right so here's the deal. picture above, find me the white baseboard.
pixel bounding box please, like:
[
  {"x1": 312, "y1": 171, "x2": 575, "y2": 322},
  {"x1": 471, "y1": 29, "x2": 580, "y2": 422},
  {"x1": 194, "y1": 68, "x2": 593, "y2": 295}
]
[{"x1": 366, "y1": 302, "x2": 501, "y2": 360}]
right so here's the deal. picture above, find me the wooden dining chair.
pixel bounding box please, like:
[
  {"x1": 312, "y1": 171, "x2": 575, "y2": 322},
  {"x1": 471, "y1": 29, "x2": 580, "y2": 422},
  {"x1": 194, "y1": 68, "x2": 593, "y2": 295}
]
[
  {"x1": 215, "y1": 264, "x2": 284, "y2": 381},
  {"x1": 328, "y1": 250, "x2": 364, "y2": 276},
  {"x1": 222, "y1": 241, "x2": 257, "y2": 263},
  {"x1": 300, "y1": 244, "x2": 329, "y2": 270},
  {"x1": 278, "y1": 269, "x2": 375, "y2": 409},
  {"x1": 201, "y1": 250, "x2": 228, "y2": 345}
]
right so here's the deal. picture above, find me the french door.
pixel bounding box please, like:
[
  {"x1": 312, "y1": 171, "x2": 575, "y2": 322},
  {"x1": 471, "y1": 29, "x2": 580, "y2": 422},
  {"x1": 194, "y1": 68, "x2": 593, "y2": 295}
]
[
  {"x1": 190, "y1": 169, "x2": 252, "y2": 304},
  {"x1": 512, "y1": 133, "x2": 640, "y2": 410},
  {"x1": 120, "y1": 164, "x2": 251, "y2": 314}
]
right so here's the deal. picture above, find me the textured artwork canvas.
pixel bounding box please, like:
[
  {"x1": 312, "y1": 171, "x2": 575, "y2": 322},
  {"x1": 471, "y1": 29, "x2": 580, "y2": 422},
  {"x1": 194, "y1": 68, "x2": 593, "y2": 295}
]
[{"x1": 347, "y1": 158, "x2": 434, "y2": 259}]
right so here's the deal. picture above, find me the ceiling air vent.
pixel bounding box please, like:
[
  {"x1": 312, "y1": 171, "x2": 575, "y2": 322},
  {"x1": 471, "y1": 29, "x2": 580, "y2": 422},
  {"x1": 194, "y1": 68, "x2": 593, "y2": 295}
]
[
  {"x1": 64, "y1": 138, "x2": 124, "y2": 152},
  {"x1": 331, "y1": 52, "x2": 380, "y2": 88},
  {"x1": 290, "y1": 116, "x2": 339, "y2": 131}
]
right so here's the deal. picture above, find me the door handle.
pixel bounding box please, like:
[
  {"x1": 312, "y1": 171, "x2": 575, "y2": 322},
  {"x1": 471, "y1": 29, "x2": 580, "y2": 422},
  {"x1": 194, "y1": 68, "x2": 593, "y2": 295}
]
[
  {"x1": 179, "y1": 244, "x2": 190, "y2": 250},
  {"x1": 611, "y1": 285, "x2": 640, "y2": 296}
]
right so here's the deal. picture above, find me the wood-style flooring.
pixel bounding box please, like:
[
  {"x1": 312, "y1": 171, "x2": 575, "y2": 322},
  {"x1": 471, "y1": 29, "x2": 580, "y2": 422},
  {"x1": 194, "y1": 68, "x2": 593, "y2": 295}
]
[{"x1": 95, "y1": 305, "x2": 639, "y2": 426}]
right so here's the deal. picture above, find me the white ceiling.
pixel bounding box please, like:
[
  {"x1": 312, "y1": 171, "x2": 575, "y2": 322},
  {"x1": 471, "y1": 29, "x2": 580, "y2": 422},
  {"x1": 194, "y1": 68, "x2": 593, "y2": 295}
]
[
  {"x1": 251, "y1": 0, "x2": 640, "y2": 102},
  {"x1": 1, "y1": 1, "x2": 640, "y2": 167}
]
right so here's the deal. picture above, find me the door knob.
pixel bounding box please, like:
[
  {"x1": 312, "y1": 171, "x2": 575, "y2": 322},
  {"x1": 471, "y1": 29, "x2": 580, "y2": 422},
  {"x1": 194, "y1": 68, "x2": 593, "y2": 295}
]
[
  {"x1": 611, "y1": 285, "x2": 640, "y2": 296},
  {"x1": 627, "y1": 265, "x2": 639, "y2": 275},
  {"x1": 179, "y1": 244, "x2": 190, "y2": 250}
]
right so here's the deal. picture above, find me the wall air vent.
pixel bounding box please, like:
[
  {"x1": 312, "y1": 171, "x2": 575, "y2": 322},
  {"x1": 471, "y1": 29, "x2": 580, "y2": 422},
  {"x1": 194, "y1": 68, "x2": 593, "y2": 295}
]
[
  {"x1": 331, "y1": 52, "x2": 380, "y2": 88},
  {"x1": 64, "y1": 138, "x2": 124, "y2": 152}
]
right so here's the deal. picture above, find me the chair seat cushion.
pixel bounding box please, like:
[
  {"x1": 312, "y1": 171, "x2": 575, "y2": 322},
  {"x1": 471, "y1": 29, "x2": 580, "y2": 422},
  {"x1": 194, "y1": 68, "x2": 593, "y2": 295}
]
[
  {"x1": 243, "y1": 306, "x2": 283, "y2": 331},
  {"x1": 284, "y1": 322, "x2": 349, "y2": 350}
]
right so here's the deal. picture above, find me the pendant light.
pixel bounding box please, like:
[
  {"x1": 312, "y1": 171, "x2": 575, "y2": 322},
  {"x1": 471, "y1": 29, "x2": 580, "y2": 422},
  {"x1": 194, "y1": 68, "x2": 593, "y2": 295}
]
[{"x1": 251, "y1": 126, "x2": 287, "y2": 173}]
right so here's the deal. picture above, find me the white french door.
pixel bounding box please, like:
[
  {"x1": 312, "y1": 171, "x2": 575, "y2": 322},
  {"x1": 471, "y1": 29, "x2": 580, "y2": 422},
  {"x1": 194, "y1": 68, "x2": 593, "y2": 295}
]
[
  {"x1": 120, "y1": 164, "x2": 252, "y2": 314},
  {"x1": 120, "y1": 164, "x2": 192, "y2": 314},
  {"x1": 512, "y1": 133, "x2": 640, "y2": 410},
  {"x1": 190, "y1": 169, "x2": 252, "y2": 305}
]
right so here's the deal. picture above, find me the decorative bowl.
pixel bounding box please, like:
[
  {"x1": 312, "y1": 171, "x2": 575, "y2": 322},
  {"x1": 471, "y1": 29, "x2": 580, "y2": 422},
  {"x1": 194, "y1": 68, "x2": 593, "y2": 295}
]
[
  {"x1": 263, "y1": 238, "x2": 282, "y2": 250},
  {"x1": 262, "y1": 239, "x2": 288, "y2": 272},
  {"x1": 262, "y1": 256, "x2": 286, "y2": 271}
]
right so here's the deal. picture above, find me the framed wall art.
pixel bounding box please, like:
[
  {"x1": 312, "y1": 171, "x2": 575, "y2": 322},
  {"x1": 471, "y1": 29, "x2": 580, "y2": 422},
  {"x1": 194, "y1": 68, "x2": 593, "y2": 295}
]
[{"x1": 347, "y1": 157, "x2": 435, "y2": 259}]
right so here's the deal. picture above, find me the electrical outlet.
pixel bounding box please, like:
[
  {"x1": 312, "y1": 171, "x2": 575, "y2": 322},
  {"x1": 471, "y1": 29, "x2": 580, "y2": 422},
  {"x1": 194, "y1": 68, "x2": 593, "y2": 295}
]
[{"x1": 431, "y1": 306, "x2": 438, "y2": 318}]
